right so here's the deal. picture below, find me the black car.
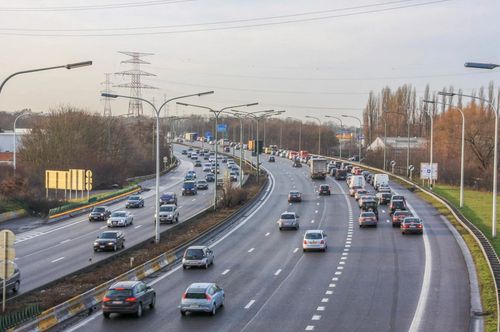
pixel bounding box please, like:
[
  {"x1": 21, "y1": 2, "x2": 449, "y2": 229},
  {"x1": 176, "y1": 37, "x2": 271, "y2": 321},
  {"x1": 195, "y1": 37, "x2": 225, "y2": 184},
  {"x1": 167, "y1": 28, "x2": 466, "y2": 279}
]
[
  {"x1": 389, "y1": 200, "x2": 407, "y2": 215},
  {"x1": 103, "y1": 281, "x2": 156, "y2": 318},
  {"x1": 181, "y1": 150, "x2": 188, "y2": 155},
  {"x1": 93, "y1": 231, "x2": 125, "y2": 252},
  {"x1": 182, "y1": 181, "x2": 197, "y2": 195},
  {"x1": 194, "y1": 160, "x2": 202, "y2": 167},
  {"x1": 335, "y1": 169, "x2": 347, "y2": 180},
  {"x1": 330, "y1": 168, "x2": 337, "y2": 177},
  {"x1": 376, "y1": 192, "x2": 392, "y2": 205},
  {"x1": 89, "y1": 206, "x2": 111, "y2": 221},
  {"x1": 160, "y1": 192, "x2": 177, "y2": 205},
  {"x1": 125, "y1": 195, "x2": 144, "y2": 208},
  {"x1": 318, "y1": 184, "x2": 331, "y2": 195},
  {"x1": 205, "y1": 173, "x2": 215, "y2": 182},
  {"x1": 269, "y1": 156, "x2": 275, "y2": 162}
]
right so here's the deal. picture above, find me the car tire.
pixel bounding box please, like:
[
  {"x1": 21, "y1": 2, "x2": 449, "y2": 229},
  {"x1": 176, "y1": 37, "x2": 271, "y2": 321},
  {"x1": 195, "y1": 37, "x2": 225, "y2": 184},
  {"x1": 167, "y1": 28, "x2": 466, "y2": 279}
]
[
  {"x1": 205, "y1": 262, "x2": 209, "y2": 269},
  {"x1": 210, "y1": 305, "x2": 216, "y2": 316},
  {"x1": 113, "y1": 244, "x2": 117, "y2": 252},
  {"x1": 12, "y1": 280, "x2": 20, "y2": 293},
  {"x1": 136, "y1": 303, "x2": 143, "y2": 318},
  {"x1": 149, "y1": 295, "x2": 156, "y2": 309},
  {"x1": 182, "y1": 265, "x2": 186, "y2": 270},
  {"x1": 176, "y1": 217, "x2": 179, "y2": 223},
  {"x1": 103, "y1": 312, "x2": 110, "y2": 319},
  {"x1": 279, "y1": 227, "x2": 282, "y2": 231},
  {"x1": 401, "y1": 231, "x2": 405, "y2": 235}
]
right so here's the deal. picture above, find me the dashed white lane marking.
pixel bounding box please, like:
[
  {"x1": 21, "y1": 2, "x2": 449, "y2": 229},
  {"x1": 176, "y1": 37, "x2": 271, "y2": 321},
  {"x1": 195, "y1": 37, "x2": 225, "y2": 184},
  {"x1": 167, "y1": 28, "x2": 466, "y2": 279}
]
[
  {"x1": 316, "y1": 202, "x2": 320, "y2": 206},
  {"x1": 244, "y1": 300, "x2": 256, "y2": 309},
  {"x1": 265, "y1": 232, "x2": 270, "y2": 237},
  {"x1": 386, "y1": 219, "x2": 391, "y2": 223},
  {"x1": 311, "y1": 220, "x2": 315, "y2": 224},
  {"x1": 321, "y1": 298, "x2": 329, "y2": 303},
  {"x1": 248, "y1": 248, "x2": 255, "y2": 253},
  {"x1": 339, "y1": 261, "x2": 346, "y2": 265},
  {"x1": 382, "y1": 210, "x2": 386, "y2": 213},
  {"x1": 289, "y1": 203, "x2": 292, "y2": 206},
  {"x1": 335, "y1": 271, "x2": 342, "y2": 275},
  {"x1": 342, "y1": 253, "x2": 348, "y2": 256},
  {"x1": 317, "y1": 306, "x2": 325, "y2": 311},
  {"x1": 293, "y1": 248, "x2": 299, "y2": 253},
  {"x1": 345, "y1": 244, "x2": 351, "y2": 248},
  {"x1": 312, "y1": 315, "x2": 321, "y2": 321},
  {"x1": 60, "y1": 239, "x2": 71, "y2": 244},
  {"x1": 325, "y1": 290, "x2": 333, "y2": 295},
  {"x1": 305, "y1": 326, "x2": 315, "y2": 331},
  {"x1": 315, "y1": 210, "x2": 318, "y2": 214},
  {"x1": 222, "y1": 269, "x2": 230, "y2": 275},
  {"x1": 134, "y1": 225, "x2": 143, "y2": 229},
  {"x1": 192, "y1": 198, "x2": 196, "y2": 201},
  {"x1": 100, "y1": 226, "x2": 107, "y2": 230},
  {"x1": 329, "y1": 283, "x2": 336, "y2": 288},
  {"x1": 344, "y1": 248, "x2": 349, "y2": 252},
  {"x1": 274, "y1": 269, "x2": 282, "y2": 276},
  {"x1": 51, "y1": 256, "x2": 65, "y2": 263},
  {"x1": 332, "y1": 277, "x2": 339, "y2": 281},
  {"x1": 341, "y1": 257, "x2": 347, "y2": 260}
]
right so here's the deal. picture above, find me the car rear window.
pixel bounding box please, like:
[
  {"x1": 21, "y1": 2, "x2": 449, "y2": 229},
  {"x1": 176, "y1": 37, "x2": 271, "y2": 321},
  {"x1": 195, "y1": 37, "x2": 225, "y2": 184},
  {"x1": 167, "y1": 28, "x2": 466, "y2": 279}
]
[
  {"x1": 305, "y1": 233, "x2": 322, "y2": 239},
  {"x1": 185, "y1": 249, "x2": 204, "y2": 259},
  {"x1": 185, "y1": 292, "x2": 206, "y2": 299},
  {"x1": 404, "y1": 218, "x2": 421, "y2": 224},
  {"x1": 361, "y1": 212, "x2": 375, "y2": 217},
  {"x1": 106, "y1": 289, "x2": 133, "y2": 299},
  {"x1": 281, "y1": 214, "x2": 295, "y2": 219},
  {"x1": 129, "y1": 196, "x2": 140, "y2": 200},
  {"x1": 93, "y1": 207, "x2": 105, "y2": 212}
]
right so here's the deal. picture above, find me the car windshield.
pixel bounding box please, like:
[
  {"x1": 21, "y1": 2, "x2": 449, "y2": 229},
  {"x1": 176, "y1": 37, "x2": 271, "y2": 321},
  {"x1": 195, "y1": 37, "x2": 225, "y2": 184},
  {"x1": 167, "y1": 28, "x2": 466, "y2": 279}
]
[
  {"x1": 93, "y1": 207, "x2": 105, "y2": 212},
  {"x1": 106, "y1": 289, "x2": 133, "y2": 299},
  {"x1": 320, "y1": 186, "x2": 329, "y2": 189},
  {"x1": 185, "y1": 291, "x2": 206, "y2": 299},
  {"x1": 160, "y1": 206, "x2": 174, "y2": 212},
  {"x1": 198, "y1": 181, "x2": 207, "y2": 184},
  {"x1": 185, "y1": 249, "x2": 204, "y2": 259},
  {"x1": 290, "y1": 192, "x2": 300, "y2": 195},
  {"x1": 129, "y1": 196, "x2": 140, "y2": 201},
  {"x1": 111, "y1": 212, "x2": 126, "y2": 217},
  {"x1": 99, "y1": 232, "x2": 117, "y2": 239},
  {"x1": 305, "y1": 233, "x2": 322, "y2": 239},
  {"x1": 161, "y1": 193, "x2": 173, "y2": 199},
  {"x1": 281, "y1": 214, "x2": 295, "y2": 219},
  {"x1": 404, "y1": 218, "x2": 421, "y2": 224}
]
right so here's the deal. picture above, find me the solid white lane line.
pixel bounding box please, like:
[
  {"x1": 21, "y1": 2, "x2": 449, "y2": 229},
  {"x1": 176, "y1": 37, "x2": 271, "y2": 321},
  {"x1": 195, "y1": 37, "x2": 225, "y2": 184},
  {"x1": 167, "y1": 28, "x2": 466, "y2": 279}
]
[
  {"x1": 245, "y1": 300, "x2": 256, "y2": 309},
  {"x1": 312, "y1": 315, "x2": 321, "y2": 320},
  {"x1": 51, "y1": 256, "x2": 65, "y2": 263},
  {"x1": 248, "y1": 248, "x2": 255, "y2": 253},
  {"x1": 222, "y1": 269, "x2": 230, "y2": 275},
  {"x1": 60, "y1": 239, "x2": 71, "y2": 244},
  {"x1": 134, "y1": 225, "x2": 143, "y2": 229},
  {"x1": 274, "y1": 269, "x2": 282, "y2": 276},
  {"x1": 265, "y1": 232, "x2": 270, "y2": 237},
  {"x1": 293, "y1": 248, "x2": 299, "y2": 253}
]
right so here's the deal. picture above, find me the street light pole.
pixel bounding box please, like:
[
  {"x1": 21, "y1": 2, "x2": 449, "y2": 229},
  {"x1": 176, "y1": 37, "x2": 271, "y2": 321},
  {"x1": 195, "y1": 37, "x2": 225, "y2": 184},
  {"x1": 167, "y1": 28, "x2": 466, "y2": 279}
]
[
  {"x1": 440, "y1": 90, "x2": 497, "y2": 236},
  {"x1": 177, "y1": 102, "x2": 258, "y2": 211},
  {"x1": 13, "y1": 110, "x2": 32, "y2": 174},
  {"x1": 325, "y1": 115, "x2": 343, "y2": 160},
  {"x1": 306, "y1": 116, "x2": 321, "y2": 155},
  {"x1": 102, "y1": 91, "x2": 214, "y2": 244},
  {"x1": 341, "y1": 115, "x2": 362, "y2": 162}
]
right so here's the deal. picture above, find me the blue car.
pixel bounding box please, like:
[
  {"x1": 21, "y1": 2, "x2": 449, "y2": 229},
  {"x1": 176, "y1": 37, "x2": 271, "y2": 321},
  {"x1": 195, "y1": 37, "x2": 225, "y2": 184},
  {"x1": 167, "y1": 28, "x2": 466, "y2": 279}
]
[{"x1": 182, "y1": 181, "x2": 197, "y2": 196}]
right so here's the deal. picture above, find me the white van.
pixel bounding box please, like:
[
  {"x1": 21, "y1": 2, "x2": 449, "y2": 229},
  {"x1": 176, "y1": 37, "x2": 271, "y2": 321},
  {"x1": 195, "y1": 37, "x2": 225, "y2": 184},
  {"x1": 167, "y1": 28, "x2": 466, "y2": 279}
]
[
  {"x1": 349, "y1": 175, "x2": 365, "y2": 189},
  {"x1": 373, "y1": 174, "x2": 389, "y2": 190}
]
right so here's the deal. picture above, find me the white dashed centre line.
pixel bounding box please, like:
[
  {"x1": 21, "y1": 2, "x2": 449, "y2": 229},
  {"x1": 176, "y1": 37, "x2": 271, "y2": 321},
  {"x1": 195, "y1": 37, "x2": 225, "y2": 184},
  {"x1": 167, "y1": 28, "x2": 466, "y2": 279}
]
[
  {"x1": 311, "y1": 220, "x2": 315, "y2": 224},
  {"x1": 315, "y1": 210, "x2": 318, "y2": 214},
  {"x1": 325, "y1": 290, "x2": 333, "y2": 295},
  {"x1": 305, "y1": 326, "x2": 315, "y2": 331},
  {"x1": 329, "y1": 283, "x2": 336, "y2": 288},
  {"x1": 321, "y1": 298, "x2": 329, "y2": 303},
  {"x1": 134, "y1": 225, "x2": 143, "y2": 229},
  {"x1": 192, "y1": 198, "x2": 196, "y2": 201},
  {"x1": 293, "y1": 248, "x2": 299, "y2": 253},
  {"x1": 335, "y1": 271, "x2": 342, "y2": 275},
  {"x1": 244, "y1": 300, "x2": 255, "y2": 309},
  {"x1": 312, "y1": 315, "x2": 321, "y2": 321},
  {"x1": 60, "y1": 239, "x2": 71, "y2": 244},
  {"x1": 316, "y1": 202, "x2": 320, "y2": 206},
  {"x1": 51, "y1": 256, "x2": 65, "y2": 263},
  {"x1": 248, "y1": 248, "x2": 255, "y2": 253},
  {"x1": 222, "y1": 269, "x2": 230, "y2": 275},
  {"x1": 332, "y1": 277, "x2": 339, "y2": 281},
  {"x1": 274, "y1": 269, "x2": 282, "y2": 276},
  {"x1": 317, "y1": 306, "x2": 325, "y2": 311},
  {"x1": 265, "y1": 232, "x2": 270, "y2": 237},
  {"x1": 100, "y1": 226, "x2": 107, "y2": 230}
]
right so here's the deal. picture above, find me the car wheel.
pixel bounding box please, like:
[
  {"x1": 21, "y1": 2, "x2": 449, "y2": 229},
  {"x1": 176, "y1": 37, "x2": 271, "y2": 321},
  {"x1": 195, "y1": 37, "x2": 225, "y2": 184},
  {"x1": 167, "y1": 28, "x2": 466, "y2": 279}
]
[
  {"x1": 180, "y1": 310, "x2": 187, "y2": 316},
  {"x1": 279, "y1": 227, "x2": 282, "y2": 231},
  {"x1": 121, "y1": 242, "x2": 125, "y2": 249},
  {"x1": 182, "y1": 265, "x2": 186, "y2": 270},
  {"x1": 210, "y1": 304, "x2": 216, "y2": 316},
  {"x1": 220, "y1": 296, "x2": 225, "y2": 307},
  {"x1": 176, "y1": 217, "x2": 179, "y2": 223},
  {"x1": 303, "y1": 248, "x2": 306, "y2": 252},
  {"x1": 113, "y1": 244, "x2": 117, "y2": 251},
  {"x1": 103, "y1": 312, "x2": 110, "y2": 319},
  {"x1": 205, "y1": 262, "x2": 209, "y2": 269},
  {"x1": 149, "y1": 295, "x2": 156, "y2": 309},
  {"x1": 136, "y1": 303, "x2": 143, "y2": 317},
  {"x1": 401, "y1": 231, "x2": 405, "y2": 235},
  {"x1": 12, "y1": 280, "x2": 20, "y2": 293}
]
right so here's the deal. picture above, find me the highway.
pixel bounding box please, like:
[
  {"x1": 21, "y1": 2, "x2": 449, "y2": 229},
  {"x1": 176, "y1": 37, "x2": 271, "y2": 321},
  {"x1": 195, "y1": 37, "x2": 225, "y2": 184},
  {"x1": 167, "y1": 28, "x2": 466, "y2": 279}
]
[
  {"x1": 67, "y1": 146, "x2": 471, "y2": 332},
  {"x1": 11, "y1": 146, "x2": 221, "y2": 295}
]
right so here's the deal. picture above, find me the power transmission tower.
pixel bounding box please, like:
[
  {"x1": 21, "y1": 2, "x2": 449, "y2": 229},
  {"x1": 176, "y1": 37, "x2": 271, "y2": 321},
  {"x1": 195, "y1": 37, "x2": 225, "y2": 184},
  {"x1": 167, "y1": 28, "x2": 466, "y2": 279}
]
[
  {"x1": 114, "y1": 51, "x2": 158, "y2": 117},
  {"x1": 101, "y1": 73, "x2": 113, "y2": 117}
]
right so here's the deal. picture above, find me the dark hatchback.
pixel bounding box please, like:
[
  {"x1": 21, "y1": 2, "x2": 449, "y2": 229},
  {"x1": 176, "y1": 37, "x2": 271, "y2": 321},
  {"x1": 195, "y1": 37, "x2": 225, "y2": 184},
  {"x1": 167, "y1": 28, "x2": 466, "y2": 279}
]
[
  {"x1": 401, "y1": 217, "x2": 423, "y2": 235},
  {"x1": 125, "y1": 195, "x2": 144, "y2": 208},
  {"x1": 93, "y1": 231, "x2": 125, "y2": 252},
  {"x1": 88, "y1": 206, "x2": 111, "y2": 221},
  {"x1": 160, "y1": 192, "x2": 177, "y2": 205},
  {"x1": 205, "y1": 173, "x2": 215, "y2": 182},
  {"x1": 318, "y1": 184, "x2": 331, "y2": 195},
  {"x1": 103, "y1": 281, "x2": 156, "y2": 318},
  {"x1": 335, "y1": 169, "x2": 347, "y2": 180}
]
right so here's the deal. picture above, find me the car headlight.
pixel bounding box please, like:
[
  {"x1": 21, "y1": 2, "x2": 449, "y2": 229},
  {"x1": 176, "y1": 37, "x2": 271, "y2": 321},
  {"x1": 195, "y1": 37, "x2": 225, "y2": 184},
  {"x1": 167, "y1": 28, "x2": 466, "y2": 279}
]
[
  {"x1": 100, "y1": 213, "x2": 104, "y2": 216},
  {"x1": 108, "y1": 242, "x2": 114, "y2": 245},
  {"x1": 168, "y1": 214, "x2": 173, "y2": 218},
  {"x1": 94, "y1": 242, "x2": 98, "y2": 246}
]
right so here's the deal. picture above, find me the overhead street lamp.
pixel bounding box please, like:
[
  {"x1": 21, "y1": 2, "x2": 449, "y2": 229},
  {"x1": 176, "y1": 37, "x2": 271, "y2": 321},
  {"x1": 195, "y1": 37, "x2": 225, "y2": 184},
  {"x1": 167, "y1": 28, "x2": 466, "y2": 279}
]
[
  {"x1": 102, "y1": 90, "x2": 214, "y2": 244},
  {"x1": 439, "y1": 90, "x2": 498, "y2": 237},
  {"x1": 13, "y1": 110, "x2": 43, "y2": 174},
  {"x1": 420, "y1": 101, "x2": 435, "y2": 188},
  {"x1": 176, "y1": 101, "x2": 258, "y2": 211},
  {"x1": 305, "y1": 115, "x2": 322, "y2": 155},
  {"x1": 341, "y1": 115, "x2": 362, "y2": 163},
  {"x1": 325, "y1": 115, "x2": 343, "y2": 160},
  {"x1": 0, "y1": 61, "x2": 92, "y2": 95},
  {"x1": 424, "y1": 99, "x2": 465, "y2": 207}
]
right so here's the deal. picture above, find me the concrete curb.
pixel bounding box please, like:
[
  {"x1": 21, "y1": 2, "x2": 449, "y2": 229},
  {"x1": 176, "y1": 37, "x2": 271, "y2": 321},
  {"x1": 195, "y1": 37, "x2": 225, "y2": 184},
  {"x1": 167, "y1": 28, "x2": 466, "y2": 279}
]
[{"x1": 0, "y1": 209, "x2": 28, "y2": 224}]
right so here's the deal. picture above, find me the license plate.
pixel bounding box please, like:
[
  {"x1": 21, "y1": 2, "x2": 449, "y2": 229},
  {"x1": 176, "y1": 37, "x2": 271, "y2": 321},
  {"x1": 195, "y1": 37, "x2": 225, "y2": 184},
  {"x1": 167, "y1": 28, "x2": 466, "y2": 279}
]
[
  {"x1": 409, "y1": 225, "x2": 416, "y2": 228},
  {"x1": 190, "y1": 304, "x2": 199, "y2": 308},
  {"x1": 113, "y1": 301, "x2": 123, "y2": 304},
  {"x1": 100, "y1": 245, "x2": 105, "y2": 248},
  {"x1": 310, "y1": 241, "x2": 317, "y2": 244}
]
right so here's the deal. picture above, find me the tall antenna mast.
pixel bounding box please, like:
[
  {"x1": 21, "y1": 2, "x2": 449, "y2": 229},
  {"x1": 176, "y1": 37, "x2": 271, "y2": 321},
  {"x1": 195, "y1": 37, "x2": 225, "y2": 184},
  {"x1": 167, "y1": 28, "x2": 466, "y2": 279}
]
[
  {"x1": 101, "y1": 73, "x2": 113, "y2": 117},
  {"x1": 114, "y1": 51, "x2": 158, "y2": 117}
]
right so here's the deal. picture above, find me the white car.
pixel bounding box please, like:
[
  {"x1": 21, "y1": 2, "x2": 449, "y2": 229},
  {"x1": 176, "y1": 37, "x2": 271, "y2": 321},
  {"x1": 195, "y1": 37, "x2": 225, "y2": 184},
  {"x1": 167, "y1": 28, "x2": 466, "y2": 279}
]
[
  {"x1": 107, "y1": 211, "x2": 133, "y2": 227},
  {"x1": 154, "y1": 204, "x2": 179, "y2": 224},
  {"x1": 303, "y1": 230, "x2": 327, "y2": 252}
]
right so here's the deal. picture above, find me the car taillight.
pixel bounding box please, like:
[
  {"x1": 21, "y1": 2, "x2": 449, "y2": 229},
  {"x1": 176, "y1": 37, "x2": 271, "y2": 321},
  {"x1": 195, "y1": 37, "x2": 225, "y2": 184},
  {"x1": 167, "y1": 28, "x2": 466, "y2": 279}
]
[
  {"x1": 182, "y1": 292, "x2": 187, "y2": 299},
  {"x1": 125, "y1": 297, "x2": 137, "y2": 303},
  {"x1": 205, "y1": 294, "x2": 212, "y2": 301},
  {"x1": 303, "y1": 240, "x2": 307, "y2": 244},
  {"x1": 418, "y1": 224, "x2": 423, "y2": 228},
  {"x1": 103, "y1": 297, "x2": 111, "y2": 302},
  {"x1": 320, "y1": 240, "x2": 325, "y2": 244}
]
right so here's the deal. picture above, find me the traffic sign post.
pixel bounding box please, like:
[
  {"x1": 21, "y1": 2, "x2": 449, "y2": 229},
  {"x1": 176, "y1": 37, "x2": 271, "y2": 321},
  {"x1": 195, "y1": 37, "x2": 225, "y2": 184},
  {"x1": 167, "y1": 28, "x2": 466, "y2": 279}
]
[
  {"x1": 408, "y1": 165, "x2": 415, "y2": 180},
  {"x1": 390, "y1": 160, "x2": 396, "y2": 174},
  {"x1": 0, "y1": 230, "x2": 15, "y2": 312}
]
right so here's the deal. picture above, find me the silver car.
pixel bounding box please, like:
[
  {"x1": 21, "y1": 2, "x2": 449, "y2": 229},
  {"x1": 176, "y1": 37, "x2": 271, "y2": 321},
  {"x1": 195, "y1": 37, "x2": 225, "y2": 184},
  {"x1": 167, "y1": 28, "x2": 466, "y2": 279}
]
[
  {"x1": 278, "y1": 212, "x2": 300, "y2": 230},
  {"x1": 303, "y1": 230, "x2": 327, "y2": 252},
  {"x1": 107, "y1": 211, "x2": 133, "y2": 227},
  {"x1": 0, "y1": 262, "x2": 20, "y2": 295},
  {"x1": 182, "y1": 246, "x2": 214, "y2": 269},
  {"x1": 155, "y1": 204, "x2": 179, "y2": 224},
  {"x1": 180, "y1": 283, "x2": 225, "y2": 316}
]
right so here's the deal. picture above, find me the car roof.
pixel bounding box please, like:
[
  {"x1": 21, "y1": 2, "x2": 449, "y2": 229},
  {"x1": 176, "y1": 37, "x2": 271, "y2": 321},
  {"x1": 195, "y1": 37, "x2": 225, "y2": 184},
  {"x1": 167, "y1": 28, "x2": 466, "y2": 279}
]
[
  {"x1": 101, "y1": 230, "x2": 120, "y2": 235},
  {"x1": 161, "y1": 204, "x2": 176, "y2": 208},
  {"x1": 281, "y1": 211, "x2": 296, "y2": 215},
  {"x1": 305, "y1": 229, "x2": 323, "y2": 234},
  {"x1": 112, "y1": 210, "x2": 127, "y2": 214},
  {"x1": 110, "y1": 281, "x2": 141, "y2": 289},
  {"x1": 187, "y1": 245, "x2": 207, "y2": 250},
  {"x1": 187, "y1": 282, "x2": 214, "y2": 291},
  {"x1": 162, "y1": 192, "x2": 175, "y2": 195}
]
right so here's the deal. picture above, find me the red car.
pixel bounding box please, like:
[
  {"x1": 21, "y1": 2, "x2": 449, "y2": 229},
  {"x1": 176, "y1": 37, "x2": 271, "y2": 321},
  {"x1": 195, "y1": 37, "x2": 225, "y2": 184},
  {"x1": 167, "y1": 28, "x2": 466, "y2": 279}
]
[{"x1": 392, "y1": 210, "x2": 413, "y2": 227}]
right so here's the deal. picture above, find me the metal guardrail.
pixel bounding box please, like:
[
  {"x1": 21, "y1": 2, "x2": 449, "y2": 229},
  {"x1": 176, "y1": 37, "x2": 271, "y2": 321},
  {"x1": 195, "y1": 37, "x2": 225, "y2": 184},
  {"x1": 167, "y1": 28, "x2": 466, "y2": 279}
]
[
  {"x1": 327, "y1": 156, "x2": 499, "y2": 330},
  {"x1": 11, "y1": 151, "x2": 267, "y2": 332}
]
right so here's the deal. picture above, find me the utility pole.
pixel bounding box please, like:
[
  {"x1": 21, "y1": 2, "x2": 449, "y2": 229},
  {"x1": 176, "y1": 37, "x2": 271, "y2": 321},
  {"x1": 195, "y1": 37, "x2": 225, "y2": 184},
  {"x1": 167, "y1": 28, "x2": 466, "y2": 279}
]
[{"x1": 101, "y1": 73, "x2": 113, "y2": 117}]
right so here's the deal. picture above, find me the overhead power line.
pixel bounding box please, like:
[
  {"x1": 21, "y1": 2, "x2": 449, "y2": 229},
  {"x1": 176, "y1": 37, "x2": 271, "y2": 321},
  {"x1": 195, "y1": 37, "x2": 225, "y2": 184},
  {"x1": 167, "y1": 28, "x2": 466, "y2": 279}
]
[{"x1": 0, "y1": 0, "x2": 452, "y2": 36}]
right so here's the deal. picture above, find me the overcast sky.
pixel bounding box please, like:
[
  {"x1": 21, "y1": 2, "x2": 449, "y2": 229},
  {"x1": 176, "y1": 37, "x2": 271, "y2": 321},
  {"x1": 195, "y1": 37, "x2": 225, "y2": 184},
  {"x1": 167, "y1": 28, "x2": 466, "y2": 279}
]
[{"x1": 0, "y1": 0, "x2": 499, "y2": 126}]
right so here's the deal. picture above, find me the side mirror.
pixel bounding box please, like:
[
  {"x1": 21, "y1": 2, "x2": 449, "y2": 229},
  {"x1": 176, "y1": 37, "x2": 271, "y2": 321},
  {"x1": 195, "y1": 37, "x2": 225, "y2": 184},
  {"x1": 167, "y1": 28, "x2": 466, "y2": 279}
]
[{"x1": 296, "y1": 215, "x2": 300, "y2": 218}]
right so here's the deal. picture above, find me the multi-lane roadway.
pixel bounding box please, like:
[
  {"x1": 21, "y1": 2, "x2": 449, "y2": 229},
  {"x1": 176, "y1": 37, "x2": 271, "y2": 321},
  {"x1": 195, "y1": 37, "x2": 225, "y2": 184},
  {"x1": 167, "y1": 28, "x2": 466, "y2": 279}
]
[{"x1": 66, "y1": 146, "x2": 471, "y2": 332}]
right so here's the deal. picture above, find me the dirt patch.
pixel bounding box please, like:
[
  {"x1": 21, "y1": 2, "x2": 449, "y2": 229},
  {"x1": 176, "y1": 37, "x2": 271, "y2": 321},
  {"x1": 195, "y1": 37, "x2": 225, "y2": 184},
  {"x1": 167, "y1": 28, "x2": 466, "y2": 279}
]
[{"x1": 5, "y1": 173, "x2": 263, "y2": 316}]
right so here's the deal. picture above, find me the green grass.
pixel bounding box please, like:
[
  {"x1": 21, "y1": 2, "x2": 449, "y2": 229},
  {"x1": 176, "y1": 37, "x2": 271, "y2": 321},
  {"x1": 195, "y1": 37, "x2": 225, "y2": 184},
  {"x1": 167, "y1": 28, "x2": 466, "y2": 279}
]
[
  {"x1": 0, "y1": 199, "x2": 26, "y2": 214},
  {"x1": 416, "y1": 190, "x2": 497, "y2": 332}
]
